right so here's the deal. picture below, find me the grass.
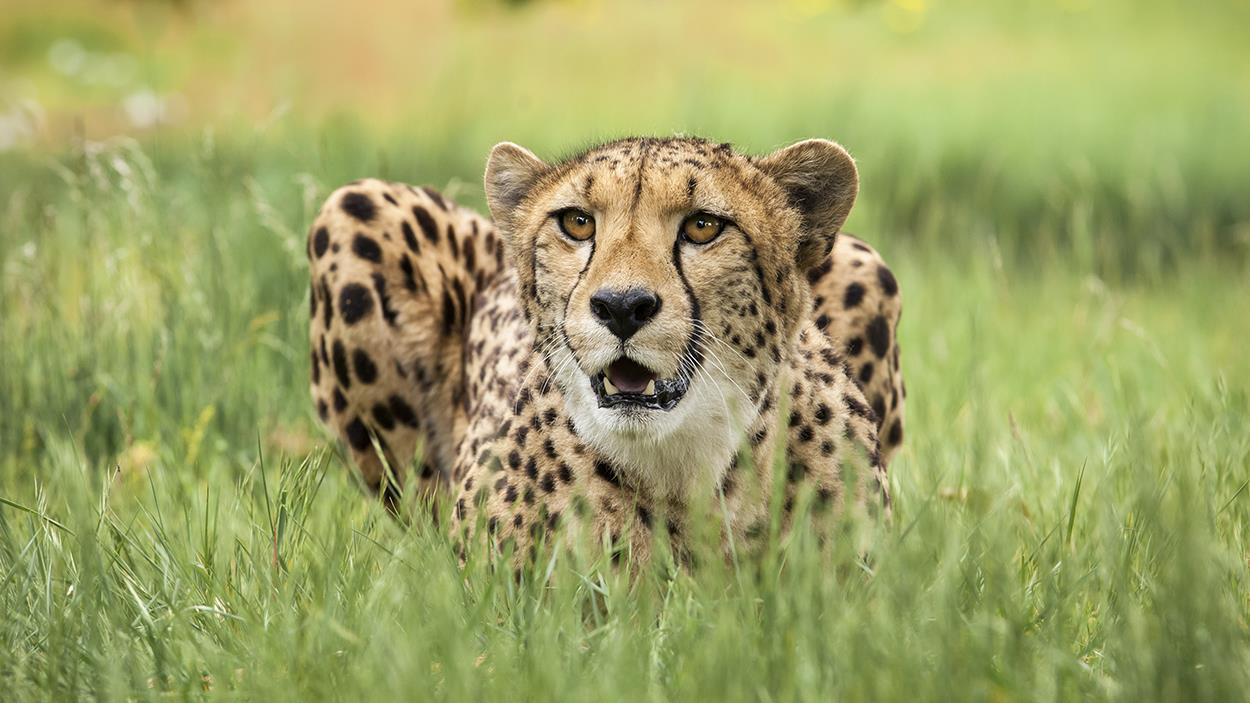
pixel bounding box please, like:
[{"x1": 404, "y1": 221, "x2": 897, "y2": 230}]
[{"x1": 2, "y1": 0, "x2": 1250, "y2": 700}]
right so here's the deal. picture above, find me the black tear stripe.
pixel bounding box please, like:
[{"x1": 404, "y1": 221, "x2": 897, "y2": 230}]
[
  {"x1": 737, "y1": 230, "x2": 773, "y2": 306},
  {"x1": 556, "y1": 231, "x2": 597, "y2": 361},
  {"x1": 671, "y1": 234, "x2": 706, "y2": 378}
]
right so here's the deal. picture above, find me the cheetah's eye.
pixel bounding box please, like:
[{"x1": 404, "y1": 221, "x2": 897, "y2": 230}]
[
  {"x1": 557, "y1": 209, "x2": 596, "y2": 241},
  {"x1": 680, "y1": 212, "x2": 727, "y2": 244}
]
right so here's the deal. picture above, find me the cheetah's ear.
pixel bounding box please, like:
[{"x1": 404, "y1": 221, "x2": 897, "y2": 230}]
[
  {"x1": 485, "y1": 142, "x2": 548, "y2": 234},
  {"x1": 757, "y1": 139, "x2": 859, "y2": 271}
]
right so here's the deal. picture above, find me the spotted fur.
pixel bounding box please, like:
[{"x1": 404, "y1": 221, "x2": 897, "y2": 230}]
[{"x1": 307, "y1": 137, "x2": 905, "y2": 565}]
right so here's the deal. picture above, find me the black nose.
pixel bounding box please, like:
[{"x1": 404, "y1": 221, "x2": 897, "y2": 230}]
[{"x1": 589, "y1": 287, "x2": 661, "y2": 340}]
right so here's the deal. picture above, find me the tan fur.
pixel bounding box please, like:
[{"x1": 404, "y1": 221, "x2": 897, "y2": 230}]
[{"x1": 306, "y1": 137, "x2": 905, "y2": 565}]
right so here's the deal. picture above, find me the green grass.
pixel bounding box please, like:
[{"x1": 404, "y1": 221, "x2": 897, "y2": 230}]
[{"x1": 3, "y1": 0, "x2": 1250, "y2": 699}]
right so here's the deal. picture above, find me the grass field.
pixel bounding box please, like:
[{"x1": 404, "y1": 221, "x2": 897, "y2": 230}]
[{"x1": 2, "y1": 0, "x2": 1249, "y2": 700}]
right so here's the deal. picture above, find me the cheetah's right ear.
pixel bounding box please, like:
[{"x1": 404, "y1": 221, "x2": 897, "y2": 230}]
[{"x1": 484, "y1": 142, "x2": 548, "y2": 233}]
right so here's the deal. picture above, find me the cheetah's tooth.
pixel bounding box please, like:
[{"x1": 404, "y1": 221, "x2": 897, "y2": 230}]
[
  {"x1": 644, "y1": 380, "x2": 656, "y2": 396},
  {"x1": 603, "y1": 376, "x2": 620, "y2": 395}
]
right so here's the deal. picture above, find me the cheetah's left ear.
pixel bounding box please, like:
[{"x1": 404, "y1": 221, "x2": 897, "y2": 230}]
[
  {"x1": 484, "y1": 142, "x2": 548, "y2": 236},
  {"x1": 757, "y1": 139, "x2": 859, "y2": 271}
]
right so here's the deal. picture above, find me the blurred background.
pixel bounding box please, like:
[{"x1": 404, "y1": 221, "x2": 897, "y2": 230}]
[{"x1": 4, "y1": 0, "x2": 1249, "y2": 261}]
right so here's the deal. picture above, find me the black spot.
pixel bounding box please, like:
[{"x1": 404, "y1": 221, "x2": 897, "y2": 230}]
[
  {"x1": 525, "y1": 456, "x2": 538, "y2": 480},
  {"x1": 451, "y1": 277, "x2": 468, "y2": 324},
  {"x1": 806, "y1": 255, "x2": 834, "y2": 284},
  {"x1": 312, "y1": 227, "x2": 329, "y2": 258},
  {"x1": 877, "y1": 265, "x2": 899, "y2": 296},
  {"x1": 310, "y1": 350, "x2": 321, "y2": 384},
  {"x1": 594, "y1": 460, "x2": 622, "y2": 488},
  {"x1": 352, "y1": 233, "x2": 382, "y2": 263},
  {"x1": 867, "y1": 315, "x2": 890, "y2": 358},
  {"x1": 332, "y1": 339, "x2": 351, "y2": 388},
  {"x1": 504, "y1": 485, "x2": 518, "y2": 503},
  {"x1": 333, "y1": 388, "x2": 347, "y2": 412},
  {"x1": 871, "y1": 394, "x2": 886, "y2": 422},
  {"x1": 321, "y1": 278, "x2": 334, "y2": 327},
  {"x1": 372, "y1": 403, "x2": 395, "y2": 430},
  {"x1": 372, "y1": 273, "x2": 399, "y2": 327},
  {"x1": 887, "y1": 420, "x2": 903, "y2": 445},
  {"x1": 353, "y1": 348, "x2": 378, "y2": 384},
  {"x1": 422, "y1": 186, "x2": 449, "y2": 211},
  {"x1": 389, "y1": 395, "x2": 420, "y2": 427},
  {"x1": 540, "y1": 472, "x2": 556, "y2": 493},
  {"x1": 316, "y1": 399, "x2": 328, "y2": 420},
  {"x1": 814, "y1": 404, "x2": 831, "y2": 425},
  {"x1": 543, "y1": 439, "x2": 557, "y2": 459},
  {"x1": 636, "y1": 504, "x2": 652, "y2": 527},
  {"x1": 441, "y1": 289, "x2": 458, "y2": 336},
  {"x1": 401, "y1": 221, "x2": 420, "y2": 254},
  {"x1": 858, "y1": 362, "x2": 874, "y2": 385},
  {"x1": 344, "y1": 417, "x2": 371, "y2": 451},
  {"x1": 447, "y1": 227, "x2": 460, "y2": 260},
  {"x1": 338, "y1": 283, "x2": 374, "y2": 325},
  {"x1": 400, "y1": 255, "x2": 420, "y2": 292},
  {"x1": 820, "y1": 440, "x2": 834, "y2": 456},
  {"x1": 508, "y1": 451, "x2": 521, "y2": 471},
  {"x1": 340, "y1": 192, "x2": 376, "y2": 223},
  {"x1": 847, "y1": 337, "x2": 863, "y2": 356},
  {"x1": 843, "y1": 393, "x2": 870, "y2": 419},
  {"x1": 798, "y1": 425, "x2": 814, "y2": 442},
  {"x1": 815, "y1": 314, "x2": 831, "y2": 331},
  {"x1": 558, "y1": 463, "x2": 573, "y2": 484},
  {"x1": 843, "y1": 282, "x2": 865, "y2": 308},
  {"x1": 413, "y1": 206, "x2": 439, "y2": 244}
]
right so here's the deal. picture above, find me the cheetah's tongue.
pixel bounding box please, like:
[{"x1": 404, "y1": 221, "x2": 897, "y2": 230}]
[{"x1": 604, "y1": 358, "x2": 657, "y2": 395}]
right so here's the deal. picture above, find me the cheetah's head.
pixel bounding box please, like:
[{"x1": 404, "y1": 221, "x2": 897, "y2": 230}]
[{"x1": 485, "y1": 137, "x2": 857, "y2": 474}]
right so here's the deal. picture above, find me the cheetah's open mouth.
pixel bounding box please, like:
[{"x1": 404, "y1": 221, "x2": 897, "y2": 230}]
[{"x1": 592, "y1": 357, "x2": 689, "y2": 411}]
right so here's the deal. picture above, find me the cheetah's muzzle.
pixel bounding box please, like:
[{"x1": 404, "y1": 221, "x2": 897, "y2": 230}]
[{"x1": 592, "y1": 357, "x2": 689, "y2": 411}]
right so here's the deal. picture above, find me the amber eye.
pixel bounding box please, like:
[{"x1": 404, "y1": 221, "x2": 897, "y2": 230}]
[
  {"x1": 557, "y1": 209, "x2": 596, "y2": 241},
  {"x1": 680, "y1": 212, "x2": 727, "y2": 244}
]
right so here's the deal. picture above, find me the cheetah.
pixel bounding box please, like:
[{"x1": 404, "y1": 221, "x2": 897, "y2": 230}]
[{"x1": 307, "y1": 137, "x2": 905, "y2": 565}]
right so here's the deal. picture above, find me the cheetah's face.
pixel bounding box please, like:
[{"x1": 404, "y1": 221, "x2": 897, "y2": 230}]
[{"x1": 485, "y1": 138, "x2": 857, "y2": 445}]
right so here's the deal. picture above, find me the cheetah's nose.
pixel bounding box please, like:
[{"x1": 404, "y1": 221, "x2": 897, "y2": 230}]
[{"x1": 589, "y1": 287, "x2": 661, "y2": 341}]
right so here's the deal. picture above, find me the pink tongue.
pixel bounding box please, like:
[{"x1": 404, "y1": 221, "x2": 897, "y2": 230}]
[{"x1": 607, "y1": 358, "x2": 656, "y2": 394}]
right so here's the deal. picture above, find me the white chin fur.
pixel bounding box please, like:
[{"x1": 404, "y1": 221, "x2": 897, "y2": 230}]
[{"x1": 555, "y1": 359, "x2": 758, "y2": 500}]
